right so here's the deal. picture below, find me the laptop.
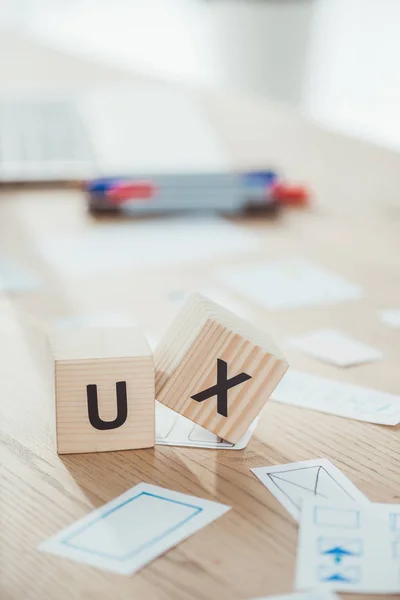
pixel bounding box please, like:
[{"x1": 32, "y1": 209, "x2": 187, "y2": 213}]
[{"x1": 0, "y1": 82, "x2": 230, "y2": 182}]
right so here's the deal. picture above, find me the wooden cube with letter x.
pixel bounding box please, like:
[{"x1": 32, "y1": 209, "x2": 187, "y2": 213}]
[
  {"x1": 155, "y1": 293, "x2": 288, "y2": 443},
  {"x1": 52, "y1": 328, "x2": 155, "y2": 454}
]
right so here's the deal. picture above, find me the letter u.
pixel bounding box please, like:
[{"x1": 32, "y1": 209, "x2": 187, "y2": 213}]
[{"x1": 86, "y1": 381, "x2": 128, "y2": 430}]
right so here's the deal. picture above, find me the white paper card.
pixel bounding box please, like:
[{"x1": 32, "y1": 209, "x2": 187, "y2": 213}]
[
  {"x1": 156, "y1": 402, "x2": 258, "y2": 449},
  {"x1": 81, "y1": 84, "x2": 231, "y2": 173},
  {"x1": 38, "y1": 217, "x2": 259, "y2": 277},
  {"x1": 56, "y1": 311, "x2": 139, "y2": 329},
  {"x1": 380, "y1": 309, "x2": 400, "y2": 329},
  {"x1": 296, "y1": 500, "x2": 400, "y2": 594},
  {"x1": 217, "y1": 258, "x2": 363, "y2": 310},
  {"x1": 168, "y1": 286, "x2": 252, "y2": 320},
  {"x1": 55, "y1": 312, "x2": 159, "y2": 350},
  {"x1": 0, "y1": 259, "x2": 40, "y2": 294},
  {"x1": 251, "y1": 592, "x2": 340, "y2": 600},
  {"x1": 251, "y1": 459, "x2": 368, "y2": 522},
  {"x1": 39, "y1": 482, "x2": 230, "y2": 575},
  {"x1": 271, "y1": 369, "x2": 400, "y2": 425},
  {"x1": 288, "y1": 329, "x2": 383, "y2": 367}
]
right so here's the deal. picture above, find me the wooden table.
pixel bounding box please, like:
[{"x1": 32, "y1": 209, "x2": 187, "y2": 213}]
[{"x1": 1, "y1": 32, "x2": 400, "y2": 600}]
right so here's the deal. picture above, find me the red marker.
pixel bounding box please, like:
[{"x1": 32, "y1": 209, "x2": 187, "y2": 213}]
[
  {"x1": 107, "y1": 181, "x2": 156, "y2": 204},
  {"x1": 271, "y1": 182, "x2": 310, "y2": 206}
]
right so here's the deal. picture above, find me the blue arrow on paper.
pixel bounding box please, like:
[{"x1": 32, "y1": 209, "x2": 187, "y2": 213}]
[
  {"x1": 322, "y1": 573, "x2": 355, "y2": 582},
  {"x1": 321, "y1": 546, "x2": 358, "y2": 563}
]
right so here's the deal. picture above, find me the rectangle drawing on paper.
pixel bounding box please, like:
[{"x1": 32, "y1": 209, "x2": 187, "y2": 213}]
[
  {"x1": 62, "y1": 491, "x2": 202, "y2": 560},
  {"x1": 392, "y1": 541, "x2": 400, "y2": 558},
  {"x1": 314, "y1": 507, "x2": 360, "y2": 529},
  {"x1": 39, "y1": 482, "x2": 230, "y2": 574},
  {"x1": 389, "y1": 513, "x2": 400, "y2": 531},
  {"x1": 156, "y1": 402, "x2": 257, "y2": 449}
]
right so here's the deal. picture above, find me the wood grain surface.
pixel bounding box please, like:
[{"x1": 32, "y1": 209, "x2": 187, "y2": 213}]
[
  {"x1": 53, "y1": 328, "x2": 154, "y2": 454},
  {"x1": 155, "y1": 293, "x2": 288, "y2": 443},
  {"x1": 1, "y1": 34, "x2": 400, "y2": 600},
  {"x1": 51, "y1": 327, "x2": 155, "y2": 454}
]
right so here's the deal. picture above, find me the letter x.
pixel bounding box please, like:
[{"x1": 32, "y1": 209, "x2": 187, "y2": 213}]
[{"x1": 190, "y1": 359, "x2": 252, "y2": 417}]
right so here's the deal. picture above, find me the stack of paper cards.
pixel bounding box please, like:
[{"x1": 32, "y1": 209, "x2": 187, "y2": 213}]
[
  {"x1": 39, "y1": 483, "x2": 230, "y2": 575},
  {"x1": 156, "y1": 402, "x2": 258, "y2": 449},
  {"x1": 217, "y1": 258, "x2": 363, "y2": 310},
  {"x1": 251, "y1": 459, "x2": 368, "y2": 521},
  {"x1": 380, "y1": 309, "x2": 400, "y2": 329},
  {"x1": 271, "y1": 369, "x2": 400, "y2": 425},
  {"x1": 296, "y1": 499, "x2": 400, "y2": 594},
  {"x1": 0, "y1": 258, "x2": 40, "y2": 294},
  {"x1": 252, "y1": 458, "x2": 400, "y2": 594},
  {"x1": 288, "y1": 329, "x2": 383, "y2": 367},
  {"x1": 37, "y1": 217, "x2": 260, "y2": 277}
]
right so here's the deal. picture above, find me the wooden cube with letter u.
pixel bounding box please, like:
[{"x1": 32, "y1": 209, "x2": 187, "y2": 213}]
[
  {"x1": 155, "y1": 293, "x2": 288, "y2": 443},
  {"x1": 52, "y1": 327, "x2": 155, "y2": 454}
]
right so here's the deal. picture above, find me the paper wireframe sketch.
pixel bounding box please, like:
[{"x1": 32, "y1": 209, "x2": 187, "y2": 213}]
[
  {"x1": 39, "y1": 482, "x2": 230, "y2": 575},
  {"x1": 296, "y1": 499, "x2": 400, "y2": 594},
  {"x1": 251, "y1": 459, "x2": 368, "y2": 522},
  {"x1": 271, "y1": 369, "x2": 400, "y2": 426},
  {"x1": 217, "y1": 258, "x2": 363, "y2": 310},
  {"x1": 156, "y1": 402, "x2": 258, "y2": 449},
  {"x1": 380, "y1": 309, "x2": 400, "y2": 329},
  {"x1": 37, "y1": 217, "x2": 260, "y2": 277},
  {"x1": 0, "y1": 259, "x2": 40, "y2": 294},
  {"x1": 250, "y1": 592, "x2": 340, "y2": 600},
  {"x1": 288, "y1": 329, "x2": 383, "y2": 367}
]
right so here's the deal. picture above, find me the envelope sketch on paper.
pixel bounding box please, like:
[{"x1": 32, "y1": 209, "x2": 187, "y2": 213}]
[{"x1": 251, "y1": 459, "x2": 368, "y2": 521}]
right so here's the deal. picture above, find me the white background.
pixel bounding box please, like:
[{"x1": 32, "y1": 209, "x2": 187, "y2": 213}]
[{"x1": 2, "y1": 0, "x2": 400, "y2": 152}]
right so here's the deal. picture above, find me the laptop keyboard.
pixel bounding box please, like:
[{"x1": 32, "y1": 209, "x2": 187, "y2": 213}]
[{"x1": 0, "y1": 99, "x2": 94, "y2": 178}]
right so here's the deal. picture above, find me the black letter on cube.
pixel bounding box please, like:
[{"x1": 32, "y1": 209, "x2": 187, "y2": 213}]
[
  {"x1": 191, "y1": 358, "x2": 251, "y2": 417},
  {"x1": 87, "y1": 381, "x2": 128, "y2": 430}
]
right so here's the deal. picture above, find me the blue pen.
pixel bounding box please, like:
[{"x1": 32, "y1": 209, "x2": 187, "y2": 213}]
[{"x1": 86, "y1": 177, "x2": 126, "y2": 193}]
